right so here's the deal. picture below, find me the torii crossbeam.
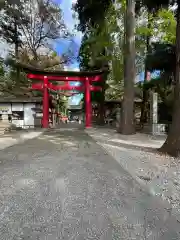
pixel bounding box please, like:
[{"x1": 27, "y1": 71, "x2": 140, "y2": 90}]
[{"x1": 20, "y1": 64, "x2": 105, "y2": 128}]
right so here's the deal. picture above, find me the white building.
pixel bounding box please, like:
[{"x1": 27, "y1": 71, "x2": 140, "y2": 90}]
[{"x1": 0, "y1": 97, "x2": 42, "y2": 129}]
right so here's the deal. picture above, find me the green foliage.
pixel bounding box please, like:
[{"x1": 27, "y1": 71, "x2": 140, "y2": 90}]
[
  {"x1": 136, "y1": 8, "x2": 176, "y2": 72},
  {"x1": 136, "y1": 0, "x2": 170, "y2": 13},
  {"x1": 0, "y1": 0, "x2": 29, "y2": 39},
  {"x1": 76, "y1": 4, "x2": 116, "y2": 103},
  {"x1": 144, "y1": 72, "x2": 174, "y2": 111},
  {"x1": 79, "y1": 29, "x2": 110, "y2": 70},
  {"x1": 76, "y1": 0, "x2": 177, "y2": 104},
  {"x1": 74, "y1": 0, "x2": 113, "y2": 32},
  {"x1": 146, "y1": 43, "x2": 175, "y2": 71},
  {"x1": 0, "y1": 58, "x2": 5, "y2": 76},
  {"x1": 0, "y1": 0, "x2": 68, "y2": 98},
  {"x1": 78, "y1": 4, "x2": 119, "y2": 69},
  {"x1": 78, "y1": 3, "x2": 125, "y2": 101},
  {"x1": 75, "y1": 0, "x2": 117, "y2": 71},
  {"x1": 157, "y1": 9, "x2": 176, "y2": 44},
  {"x1": 0, "y1": 0, "x2": 29, "y2": 60}
]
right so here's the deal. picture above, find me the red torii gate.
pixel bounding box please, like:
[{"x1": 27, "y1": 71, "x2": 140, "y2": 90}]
[{"x1": 20, "y1": 65, "x2": 104, "y2": 128}]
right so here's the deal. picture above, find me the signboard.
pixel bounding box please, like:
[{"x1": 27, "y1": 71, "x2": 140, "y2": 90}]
[
  {"x1": 0, "y1": 104, "x2": 12, "y2": 114},
  {"x1": 35, "y1": 113, "x2": 43, "y2": 117}
]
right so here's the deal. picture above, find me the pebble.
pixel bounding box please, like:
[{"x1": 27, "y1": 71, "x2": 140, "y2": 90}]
[{"x1": 138, "y1": 175, "x2": 151, "y2": 181}]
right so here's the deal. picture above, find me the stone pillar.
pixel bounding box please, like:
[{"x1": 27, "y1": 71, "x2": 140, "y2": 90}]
[
  {"x1": 52, "y1": 112, "x2": 56, "y2": 127},
  {"x1": 116, "y1": 107, "x2": 121, "y2": 129},
  {"x1": 150, "y1": 92, "x2": 158, "y2": 134}
]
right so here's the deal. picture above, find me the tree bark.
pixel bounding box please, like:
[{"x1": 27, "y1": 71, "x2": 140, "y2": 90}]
[
  {"x1": 118, "y1": 0, "x2": 135, "y2": 135},
  {"x1": 159, "y1": 4, "x2": 180, "y2": 157},
  {"x1": 14, "y1": 19, "x2": 20, "y2": 81},
  {"x1": 97, "y1": 58, "x2": 108, "y2": 125},
  {"x1": 97, "y1": 77, "x2": 106, "y2": 125},
  {"x1": 140, "y1": 14, "x2": 151, "y2": 126},
  {"x1": 97, "y1": 101, "x2": 105, "y2": 125}
]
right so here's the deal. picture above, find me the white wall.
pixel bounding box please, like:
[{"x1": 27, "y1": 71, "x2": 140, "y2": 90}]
[{"x1": 24, "y1": 103, "x2": 36, "y2": 126}]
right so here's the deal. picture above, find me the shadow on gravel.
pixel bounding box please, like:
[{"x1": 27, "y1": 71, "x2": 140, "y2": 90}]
[
  {"x1": 96, "y1": 138, "x2": 158, "y2": 154},
  {"x1": 87, "y1": 133, "x2": 158, "y2": 154},
  {"x1": 46, "y1": 128, "x2": 162, "y2": 155},
  {"x1": 85, "y1": 128, "x2": 168, "y2": 156},
  {"x1": 41, "y1": 128, "x2": 95, "y2": 148}
]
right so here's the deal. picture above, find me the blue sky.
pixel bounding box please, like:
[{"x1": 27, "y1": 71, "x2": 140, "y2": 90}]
[
  {"x1": 54, "y1": 0, "x2": 82, "y2": 70},
  {"x1": 53, "y1": 0, "x2": 83, "y2": 105}
]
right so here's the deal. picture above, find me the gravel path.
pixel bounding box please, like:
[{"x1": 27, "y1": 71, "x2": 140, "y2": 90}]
[
  {"x1": 86, "y1": 128, "x2": 180, "y2": 221},
  {"x1": 0, "y1": 127, "x2": 179, "y2": 239}
]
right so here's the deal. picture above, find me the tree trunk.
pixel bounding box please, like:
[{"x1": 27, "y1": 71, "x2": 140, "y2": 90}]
[
  {"x1": 118, "y1": 0, "x2": 135, "y2": 135},
  {"x1": 139, "y1": 72, "x2": 149, "y2": 126},
  {"x1": 97, "y1": 78, "x2": 105, "y2": 125},
  {"x1": 140, "y1": 14, "x2": 151, "y2": 126},
  {"x1": 159, "y1": 4, "x2": 180, "y2": 157},
  {"x1": 98, "y1": 103, "x2": 105, "y2": 125},
  {"x1": 14, "y1": 19, "x2": 20, "y2": 80},
  {"x1": 97, "y1": 58, "x2": 108, "y2": 125}
]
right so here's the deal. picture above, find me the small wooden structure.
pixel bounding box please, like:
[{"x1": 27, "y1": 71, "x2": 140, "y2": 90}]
[{"x1": 0, "y1": 96, "x2": 44, "y2": 129}]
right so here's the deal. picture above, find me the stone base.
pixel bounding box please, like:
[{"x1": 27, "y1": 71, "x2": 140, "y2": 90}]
[{"x1": 152, "y1": 123, "x2": 166, "y2": 135}]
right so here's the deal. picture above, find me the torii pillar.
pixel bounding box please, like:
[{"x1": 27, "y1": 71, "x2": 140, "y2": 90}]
[
  {"x1": 42, "y1": 76, "x2": 49, "y2": 128},
  {"x1": 85, "y1": 77, "x2": 91, "y2": 128}
]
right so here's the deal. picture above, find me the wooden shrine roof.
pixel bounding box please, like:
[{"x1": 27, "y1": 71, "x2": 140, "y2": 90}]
[{"x1": 17, "y1": 63, "x2": 108, "y2": 77}]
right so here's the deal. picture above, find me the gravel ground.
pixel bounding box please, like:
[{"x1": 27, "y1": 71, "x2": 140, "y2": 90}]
[
  {"x1": 0, "y1": 127, "x2": 179, "y2": 239},
  {"x1": 86, "y1": 128, "x2": 180, "y2": 222}
]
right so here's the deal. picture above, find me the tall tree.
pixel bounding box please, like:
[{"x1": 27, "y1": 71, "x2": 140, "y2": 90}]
[
  {"x1": 19, "y1": 0, "x2": 67, "y2": 61},
  {"x1": 138, "y1": 8, "x2": 176, "y2": 126},
  {"x1": 0, "y1": 0, "x2": 29, "y2": 78},
  {"x1": 74, "y1": 0, "x2": 113, "y2": 32},
  {"x1": 139, "y1": 11, "x2": 152, "y2": 126},
  {"x1": 0, "y1": 0, "x2": 70, "y2": 96},
  {"x1": 138, "y1": 0, "x2": 180, "y2": 157},
  {"x1": 0, "y1": 0, "x2": 30, "y2": 57},
  {"x1": 118, "y1": 0, "x2": 136, "y2": 134},
  {"x1": 0, "y1": 0, "x2": 68, "y2": 62},
  {"x1": 75, "y1": 0, "x2": 113, "y2": 124},
  {"x1": 159, "y1": 3, "x2": 180, "y2": 157}
]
